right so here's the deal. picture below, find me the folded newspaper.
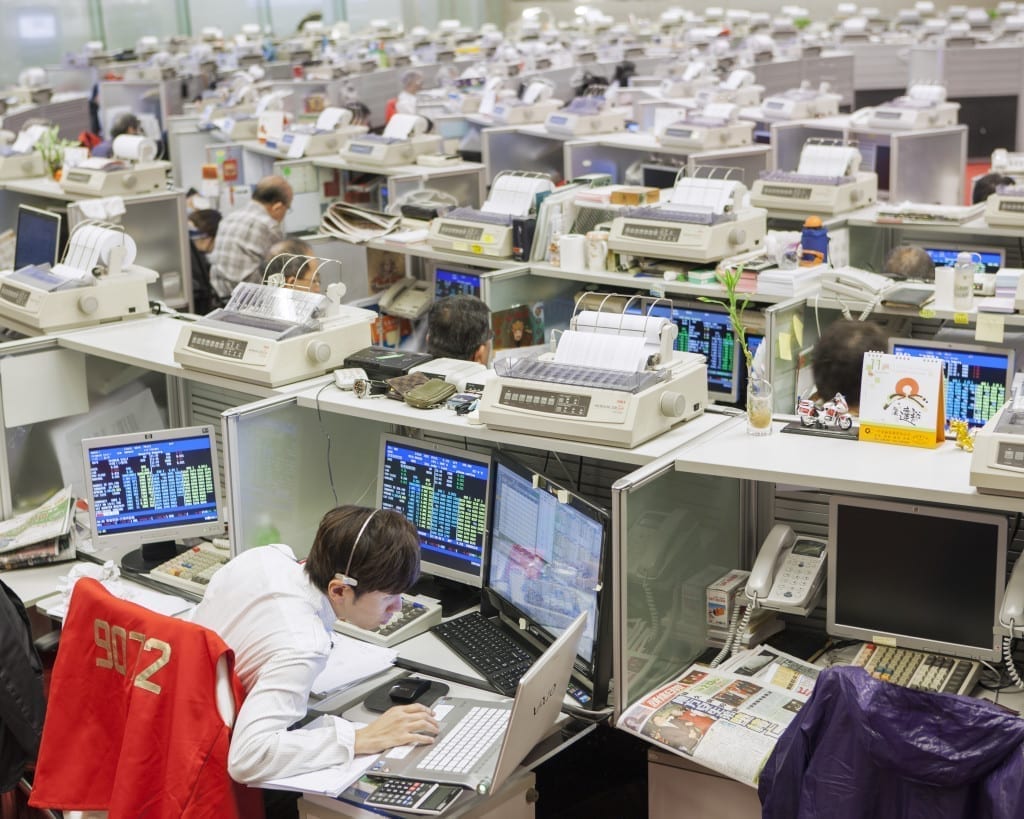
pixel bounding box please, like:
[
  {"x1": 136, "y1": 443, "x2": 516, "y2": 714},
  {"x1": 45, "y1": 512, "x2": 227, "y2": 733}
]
[
  {"x1": 616, "y1": 645, "x2": 821, "y2": 787},
  {"x1": 0, "y1": 486, "x2": 75, "y2": 570},
  {"x1": 320, "y1": 203, "x2": 400, "y2": 244}
]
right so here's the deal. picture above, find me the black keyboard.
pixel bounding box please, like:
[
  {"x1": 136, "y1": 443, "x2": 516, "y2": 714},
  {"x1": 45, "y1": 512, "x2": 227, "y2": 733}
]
[{"x1": 432, "y1": 612, "x2": 536, "y2": 696}]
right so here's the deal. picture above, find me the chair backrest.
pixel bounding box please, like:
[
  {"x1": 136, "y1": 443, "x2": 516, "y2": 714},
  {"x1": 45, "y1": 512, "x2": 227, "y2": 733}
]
[
  {"x1": 29, "y1": 578, "x2": 262, "y2": 818},
  {"x1": 0, "y1": 578, "x2": 46, "y2": 793}
]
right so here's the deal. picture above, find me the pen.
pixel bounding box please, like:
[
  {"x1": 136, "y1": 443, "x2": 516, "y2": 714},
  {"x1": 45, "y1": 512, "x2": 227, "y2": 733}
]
[{"x1": 393, "y1": 657, "x2": 500, "y2": 695}]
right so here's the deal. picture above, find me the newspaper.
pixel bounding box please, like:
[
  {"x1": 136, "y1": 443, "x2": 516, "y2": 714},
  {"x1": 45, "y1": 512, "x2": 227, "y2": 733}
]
[
  {"x1": 0, "y1": 486, "x2": 73, "y2": 553},
  {"x1": 617, "y1": 650, "x2": 819, "y2": 787},
  {"x1": 718, "y1": 644, "x2": 821, "y2": 698}
]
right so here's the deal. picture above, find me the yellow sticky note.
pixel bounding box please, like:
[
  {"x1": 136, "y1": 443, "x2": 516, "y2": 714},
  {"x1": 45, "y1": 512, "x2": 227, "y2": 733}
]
[
  {"x1": 792, "y1": 314, "x2": 804, "y2": 347},
  {"x1": 954, "y1": 312, "x2": 970, "y2": 325},
  {"x1": 919, "y1": 307, "x2": 936, "y2": 319},
  {"x1": 777, "y1": 331, "x2": 793, "y2": 361},
  {"x1": 976, "y1": 313, "x2": 1005, "y2": 343}
]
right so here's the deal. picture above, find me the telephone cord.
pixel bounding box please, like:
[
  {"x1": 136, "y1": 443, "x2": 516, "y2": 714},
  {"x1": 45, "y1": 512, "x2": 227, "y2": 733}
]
[
  {"x1": 1004, "y1": 629, "x2": 1024, "y2": 691},
  {"x1": 709, "y1": 599, "x2": 754, "y2": 668}
]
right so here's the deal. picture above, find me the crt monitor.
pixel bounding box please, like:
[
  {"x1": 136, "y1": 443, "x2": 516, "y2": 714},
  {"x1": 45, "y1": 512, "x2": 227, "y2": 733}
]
[
  {"x1": 82, "y1": 425, "x2": 225, "y2": 574},
  {"x1": 889, "y1": 337, "x2": 1014, "y2": 428},
  {"x1": 626, "y1": 301, "x2": 741, "y2": 403},
  {"x1": 14, "y1": 205, "x2": 61, "y2": 270},
  {"x1": 377, "y1": 434, "x2": 491, "y2": 588},
  {"x1": 921, "y1": 244, "x2": 1004, "y2": 274},
  {"x1": 827, "y1": 495, "x2": 1008, "y2": 663},
  {"x1": 432, "y1": 263, "x2": 482, "y2": 299},
  {"x1": 486, "y1": 454, "x2": 611, "y2": 705}
]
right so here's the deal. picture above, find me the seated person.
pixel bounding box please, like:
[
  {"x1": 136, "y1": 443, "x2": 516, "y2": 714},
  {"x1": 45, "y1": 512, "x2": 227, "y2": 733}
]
[
  {"x1": 262, "y1": 238, "x2": 319, "y2": 292},
  {"x1": 883, "y1": 245, "x2": 935, "y2": 282},
  {"x1": 426, "y1": 294, "x2": 492, "y2": 364},
  {"x1": 192, "y1": 506, "x2": 440, "y2": 788},
  {"x1": 811, "y1": 319, "x2": 889, "y2": 414},
  {"x1": 188, "y1": 208, "x2": 223, "y2": 314},
  {"x1": 92, "y1": 112, "x2": 142, "y2": 158},
  {"x1": 972, "y1": 172, "x2": 1015, "y2": 204}
]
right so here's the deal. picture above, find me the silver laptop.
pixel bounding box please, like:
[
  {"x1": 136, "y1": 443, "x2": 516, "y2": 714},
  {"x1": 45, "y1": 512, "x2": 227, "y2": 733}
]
[{"x1": 368, "y1": 612, "x2": 586, "y2": 796}]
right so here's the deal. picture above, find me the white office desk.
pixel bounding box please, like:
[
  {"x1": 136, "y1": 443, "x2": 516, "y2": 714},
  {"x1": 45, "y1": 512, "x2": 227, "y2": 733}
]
[
  {"x1": 672, "y1": 414, "x2": 1013, "y2": 511},
  {"x1": 294, "y1": 382, "x2": 733, "y2": 468}
]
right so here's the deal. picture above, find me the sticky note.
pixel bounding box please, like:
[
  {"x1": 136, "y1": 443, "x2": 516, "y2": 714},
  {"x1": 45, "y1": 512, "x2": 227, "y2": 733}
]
[
  {"x1": 975, "y1": 313, "x2": 1005, "y2": 343},
  {"x1": 953, "y1": 312, "x2": 969, "y2": 325},
  {"x1": 919, "y1": 307, "x2": 936, "y2": 319},
  {"x1": 556, "y1": 489, "x2": 569, "y2": 503},
  {"x1": 777, "y1": 331, "x2": 793, "y2": 361},
  {"x1": 792, "y1": 314, "x2": 804, "y2": 347}
]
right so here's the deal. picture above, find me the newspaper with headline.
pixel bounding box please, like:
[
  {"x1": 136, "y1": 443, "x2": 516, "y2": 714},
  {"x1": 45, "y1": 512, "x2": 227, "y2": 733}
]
[{"x1": 617, "y1": 645, "x2": 821, "y2": 787}]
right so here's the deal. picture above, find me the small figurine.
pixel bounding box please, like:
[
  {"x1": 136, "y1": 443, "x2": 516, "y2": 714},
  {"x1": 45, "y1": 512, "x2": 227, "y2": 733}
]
[
  {"x1": 950, "y1": 419, "x2": 975, "y2": 452},
  {"x1": 796, "y1": 393, "x2": 854, "y2": 431}
]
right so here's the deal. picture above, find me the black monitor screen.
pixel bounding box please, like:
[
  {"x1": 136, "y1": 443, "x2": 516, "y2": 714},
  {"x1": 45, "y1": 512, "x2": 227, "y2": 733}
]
[
  {"x1": 828, "y1": 496, "x2": 1006, "y2": 661},
  {"x1": 87, "y1": 431, "x2": 220, "y2": 539},
  {"x1": 14, "y1": 206, "x2": 61, "y2": 270},
  {"x1": 434, "y1": 268, "x2": 482, "y2": 299},
  {"x1": 378, "y1": 436, "x2": 491, "y2": 587},
  {"x1": 890, "y1": 340, "x2": 1012, "y2": 428},
  {"x1": 488, "y1": 458, "x2": 607, "y2": 667}
]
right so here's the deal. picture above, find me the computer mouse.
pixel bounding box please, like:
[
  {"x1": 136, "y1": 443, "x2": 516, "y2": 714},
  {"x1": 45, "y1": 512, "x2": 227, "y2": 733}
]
[{"x1": 389, "y1": 677, "x2": 431, "y2": 704}]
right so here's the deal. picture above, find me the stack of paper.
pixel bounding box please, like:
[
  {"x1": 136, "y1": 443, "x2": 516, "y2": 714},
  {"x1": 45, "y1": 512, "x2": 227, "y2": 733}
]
[
  {"x1": 311, "y1": 633, "x2": 397, "y2": 696},
  {"x1": 756, "y1": 265, "x2": 824, "y2": 297},
  {"x1": 0, "y1": 486, "x2": 74, "y2": 571}
]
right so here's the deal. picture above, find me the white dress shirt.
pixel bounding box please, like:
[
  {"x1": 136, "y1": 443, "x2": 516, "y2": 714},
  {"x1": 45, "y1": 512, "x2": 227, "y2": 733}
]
[{"x1": 192, "y1": 544, "x2": 356, "y2": 782}]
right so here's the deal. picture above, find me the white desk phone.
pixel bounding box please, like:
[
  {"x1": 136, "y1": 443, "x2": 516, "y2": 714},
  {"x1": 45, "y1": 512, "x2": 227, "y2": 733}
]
[
  {"x1": 746, "y1": 524, "x2": 828, "y2": 617},
  {"x1": 378, "y1": 277, "x2": 432, "y2": 320}
]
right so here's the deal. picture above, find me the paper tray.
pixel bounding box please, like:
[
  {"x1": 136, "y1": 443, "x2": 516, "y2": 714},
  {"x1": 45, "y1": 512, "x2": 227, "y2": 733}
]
[{"x1": 495, "y1": 357, "x2": 663, "y2": 394}]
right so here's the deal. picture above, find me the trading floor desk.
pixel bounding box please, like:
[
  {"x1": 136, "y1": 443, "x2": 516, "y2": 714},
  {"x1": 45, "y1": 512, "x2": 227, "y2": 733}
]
[{"x1": 611, "y1": 415, "x2": 1024, "y2": 818}]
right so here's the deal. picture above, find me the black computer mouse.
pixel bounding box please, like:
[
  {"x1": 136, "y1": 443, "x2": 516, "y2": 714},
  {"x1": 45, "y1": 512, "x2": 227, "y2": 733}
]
[{"x1": 389, "y1": 677, "x2": 431, "y2": 704}]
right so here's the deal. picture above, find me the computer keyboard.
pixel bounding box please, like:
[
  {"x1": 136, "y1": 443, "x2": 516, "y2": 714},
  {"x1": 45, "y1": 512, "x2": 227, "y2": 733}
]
[
  {"x1": 851, "y1": 643, "x2": 981, "y2": 695},
  {"x1": 432, "y1": 612, "x2": 536, "y2": 696},
  {"x1": 333, "y1": 594, "x2": 443, "y2": 647},
  {"x1": 148, "y1": 545, "x2": 229, "y2": 597},
  {"x1": 418, "y1": 705, "x2": 509, "y2": 773}
]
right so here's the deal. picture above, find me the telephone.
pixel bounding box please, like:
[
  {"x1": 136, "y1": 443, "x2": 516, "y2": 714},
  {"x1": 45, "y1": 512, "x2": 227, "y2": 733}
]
[
  {"x1": 746, "y1": 524, "x2": 827, "y2": 617},
  {"x1": 820, "y1": 267, "x2": 894, "y2": 301},
  {"x1": 378, "y1": 277, "x2": 432, "y2": 320},
  {"x1": 999, "y1": 556, "x2": 1024, "y2": 689}
]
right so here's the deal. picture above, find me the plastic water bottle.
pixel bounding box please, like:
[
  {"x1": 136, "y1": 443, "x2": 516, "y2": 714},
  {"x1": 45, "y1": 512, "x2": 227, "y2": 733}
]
[{"x1": 952, "y1": 251, "x2": 976, "y2": 311}]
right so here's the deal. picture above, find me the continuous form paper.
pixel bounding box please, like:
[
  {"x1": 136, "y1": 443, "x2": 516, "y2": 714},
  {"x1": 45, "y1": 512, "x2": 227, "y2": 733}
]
[{"x1": 554, "y1": 329, "x2": 648, "y2": 373}]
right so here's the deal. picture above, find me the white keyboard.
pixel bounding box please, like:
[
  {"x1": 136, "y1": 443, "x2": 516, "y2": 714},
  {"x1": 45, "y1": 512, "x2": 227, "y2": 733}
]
[
  {"x1": 333, "y1": 594, "x2": 442, "y2": 647},
  {"x1": 418, "y1": 706, "x2": 509, "y2": 774},
  {"x1": 148, "y1": 545, "x2": 229, "y2": 596}
]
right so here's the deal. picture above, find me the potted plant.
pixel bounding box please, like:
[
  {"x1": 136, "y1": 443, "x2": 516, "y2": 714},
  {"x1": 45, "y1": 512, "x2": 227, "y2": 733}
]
[
  {"x1": 35, "y1": 126, "x2": 76, "y2": 180},
  {"x1": 699, "y1": 268, "x2": 772, "y2": 435}
]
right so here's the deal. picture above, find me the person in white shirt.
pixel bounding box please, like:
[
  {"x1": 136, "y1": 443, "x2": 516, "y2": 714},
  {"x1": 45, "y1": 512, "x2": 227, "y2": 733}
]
[
  {"x1": 192, "y1": 506, "x2": 439, "y2": 792},
  {"x1": 396, "y1": 70, "x2": 423, "y2": 115}
]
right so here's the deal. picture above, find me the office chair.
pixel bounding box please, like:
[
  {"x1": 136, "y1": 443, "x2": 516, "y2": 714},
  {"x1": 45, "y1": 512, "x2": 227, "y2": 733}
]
[
  {"x1": 0, "y1": 580, "x2": 47, "y2": 819},
  {"x1": 29, "y1": 578, "x2": 263, "y2": 819},
  {"x1": 759, "y1": 666, "x2": 1024, "y2": 818}
]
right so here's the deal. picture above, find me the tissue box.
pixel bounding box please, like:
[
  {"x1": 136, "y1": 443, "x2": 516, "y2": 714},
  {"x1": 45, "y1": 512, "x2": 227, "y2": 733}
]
[
  {"x1": 706, "y1": 569, "x2": 750, "y2": 628},
  {"x1": 610, "y1": 186, "x2": 660, "y2": 206}
]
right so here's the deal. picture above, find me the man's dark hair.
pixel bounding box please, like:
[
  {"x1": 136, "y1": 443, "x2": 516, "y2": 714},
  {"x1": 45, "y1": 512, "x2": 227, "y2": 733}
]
[
  {"x1": 110, "y1": 113, "x2": 141, "y2": 139},
  {"x1": 883, "y1": 245, "x2": 935, "y2": 281},
  {"x1": 304, "y1": 506, "x2": 420, "y2": 596},
  {"x1": 973, "y1": 172, "x2": 1015, "y2": 204},
  {"x1": 812, "y1": 319, "x2": 889, "y2": 406},
  {"x1": 262, "y1": 238, "x2": 313, "y2": 280},
  {"x1": 426, "y1": 295, "x2": 492, "y2": 360},
  {"x1": 252, "y1": 175, "x2": 292, "y2": 206},
  {"x1": 189, "y1": 208, "x2": 221, "y2": 239}
]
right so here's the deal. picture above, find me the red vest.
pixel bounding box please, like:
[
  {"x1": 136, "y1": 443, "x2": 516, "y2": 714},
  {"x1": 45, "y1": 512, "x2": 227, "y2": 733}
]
[{"x1": 30, "y1": 578, "x2": 263, "y2": 819}]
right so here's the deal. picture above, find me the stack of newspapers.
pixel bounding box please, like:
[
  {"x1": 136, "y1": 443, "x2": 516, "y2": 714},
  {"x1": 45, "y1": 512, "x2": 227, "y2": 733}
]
[{"x1": 0, "y1": 486, "x2": 74, "y2": 571}]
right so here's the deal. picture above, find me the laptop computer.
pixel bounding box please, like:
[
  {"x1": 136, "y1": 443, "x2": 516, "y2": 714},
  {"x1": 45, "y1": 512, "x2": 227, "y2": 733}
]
[{"x1": 367, "y1": 612, "x2": 586, "y2": 796}]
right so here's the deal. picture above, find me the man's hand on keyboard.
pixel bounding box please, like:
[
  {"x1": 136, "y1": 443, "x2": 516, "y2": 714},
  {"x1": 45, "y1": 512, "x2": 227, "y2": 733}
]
[{"x1": 355, "y1": 704, "x2": 440, "y2": 755}]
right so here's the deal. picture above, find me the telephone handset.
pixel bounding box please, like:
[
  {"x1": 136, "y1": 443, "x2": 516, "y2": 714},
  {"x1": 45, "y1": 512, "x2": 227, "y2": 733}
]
[
  {"x1": 820, "y1": 267, "x2": 894, "y2": 300},
  {"x1": 378, "y1": 277, "x2": 432, "y2": 320},
  {"x1": 1000, "y1": 557, "x2": 1024, "y2": 633},
  {"x1": 746, "y1": 524, "x2": 827, "y2": 617}
]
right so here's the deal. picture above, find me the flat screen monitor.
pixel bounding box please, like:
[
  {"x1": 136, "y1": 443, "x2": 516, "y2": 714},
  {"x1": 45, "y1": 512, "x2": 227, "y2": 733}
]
[
  {"x1": 486, "y1": 454, "x2": 611, "y2": 703},
  {"x1": 626, "y1": 302, "x2": 741, "y2": 402},
  {"x1": 640, "y1": 163, "x2": 684, "y2": 190},
  {"x1": 82, "y1": 425, "x2": 225, "y2": 573},
  {"x1": 921, "y1": 244, "x2": 1004, "y2": 274},
  {"x1": 377, "y1": 434, "x2": 491, "y2": 588},
  {"x1": 827, "y1": 495, "x2": 1007, "y2": 662},
  {"x1": 14, "y1": 205, "x2": 61, "y2": 270},
  {"x1": 433, "y1": 264, "x2": 482, "y2": 299},
  {"x1": 889, "y1": 337, "x2": 1014, "y2": 428}
]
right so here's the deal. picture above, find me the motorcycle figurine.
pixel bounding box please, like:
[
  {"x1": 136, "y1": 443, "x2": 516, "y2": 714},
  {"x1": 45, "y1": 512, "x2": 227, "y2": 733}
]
[{"x1": 819, "y1": 393, "x2": 853, "y2": 430}]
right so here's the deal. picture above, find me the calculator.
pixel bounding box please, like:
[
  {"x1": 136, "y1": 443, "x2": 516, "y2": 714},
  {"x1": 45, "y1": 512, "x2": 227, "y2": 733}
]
[{"x1": 363, "y1": 779, "x2": 463, "y2": 815}]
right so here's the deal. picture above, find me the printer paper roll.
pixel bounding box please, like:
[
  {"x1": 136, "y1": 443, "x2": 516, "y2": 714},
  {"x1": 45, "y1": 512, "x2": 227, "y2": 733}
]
[
  {"x1": 66, "y1": 225, "x2": 137, "y2": 270},
  {"x1": 571, "y1": 310, "x2": 670, "y2": 343},
  {"x1": 554, "y1": 329, "x2": 648, "y2": 372},
  {"x1": 112, "y1": 134, "x2": 157, "y2": 162}
]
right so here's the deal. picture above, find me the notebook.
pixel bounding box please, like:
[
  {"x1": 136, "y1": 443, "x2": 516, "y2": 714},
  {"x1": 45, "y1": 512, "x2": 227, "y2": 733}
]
[{"x1": 366, "y1": 612, "x2": 586, "y2": 795}]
